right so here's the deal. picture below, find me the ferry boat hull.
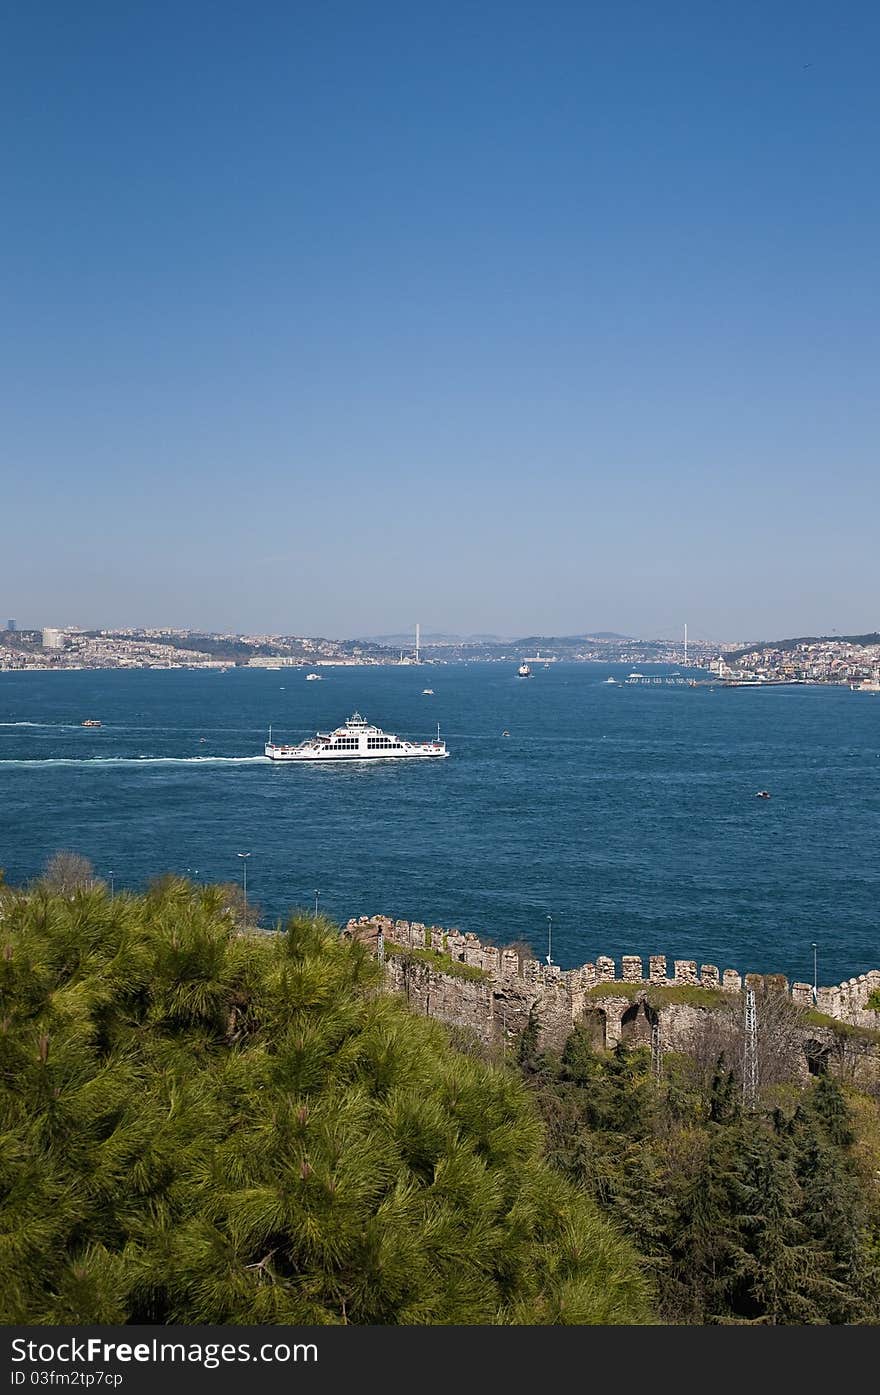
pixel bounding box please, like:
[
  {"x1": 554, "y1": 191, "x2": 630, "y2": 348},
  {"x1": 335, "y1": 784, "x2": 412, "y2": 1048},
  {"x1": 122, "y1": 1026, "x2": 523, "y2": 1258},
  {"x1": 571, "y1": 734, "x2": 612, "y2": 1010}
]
[{"x1": 264, "y1": 712, "x2": 449, "y2": 762}]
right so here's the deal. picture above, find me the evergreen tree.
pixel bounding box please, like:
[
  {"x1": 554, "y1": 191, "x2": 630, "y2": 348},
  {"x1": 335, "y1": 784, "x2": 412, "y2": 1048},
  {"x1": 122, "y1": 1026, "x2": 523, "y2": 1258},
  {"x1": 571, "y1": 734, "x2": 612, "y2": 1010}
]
[
  {"x1": 526, "y1": 1026, "x2": 880, "y2": 1326},
  {"x1": 0, "y1": 881, "x2": 653, "y2": 1325}
]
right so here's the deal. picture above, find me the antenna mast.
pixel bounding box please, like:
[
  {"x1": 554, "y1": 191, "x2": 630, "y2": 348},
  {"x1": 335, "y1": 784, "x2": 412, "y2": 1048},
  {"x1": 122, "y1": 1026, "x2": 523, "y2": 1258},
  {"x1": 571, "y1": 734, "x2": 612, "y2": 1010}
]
[
  {"x1": 743, "y1": 986, "x2": 758, "y2": 1110},
  {"x1": 651, "y1": 1016, "x2": 662, "y2": 1083}
]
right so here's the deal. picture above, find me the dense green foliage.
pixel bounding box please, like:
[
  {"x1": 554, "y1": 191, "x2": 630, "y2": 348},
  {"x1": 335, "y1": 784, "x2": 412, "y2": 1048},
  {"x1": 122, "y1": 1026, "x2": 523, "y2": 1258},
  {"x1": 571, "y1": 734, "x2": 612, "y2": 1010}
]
[
  {"x1": 520, "y1": 1030, "x2": 880, "y2": 1324},
  {"x1": 0, "y1": 882, "x2": 652, "y2": 1325}
]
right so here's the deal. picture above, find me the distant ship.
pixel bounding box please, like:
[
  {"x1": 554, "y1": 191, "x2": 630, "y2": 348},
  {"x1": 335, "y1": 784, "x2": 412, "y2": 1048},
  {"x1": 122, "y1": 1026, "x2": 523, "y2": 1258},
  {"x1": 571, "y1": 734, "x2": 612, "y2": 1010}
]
[
  {"x1": 422, "y1": 688, "x2": 434, "y2": 694},
  {"x1": 265, "y1": 712, "x2": 449, "y2": 762},
  {"x1": 305, "y1": 673, "x2": 322, "y2": 681},
  {"x1": 80, "y1": 719, "x2": 101, "y2": 727},
  {"x1": 517, "y1": 663, "x2": 532, "y2": 678}
]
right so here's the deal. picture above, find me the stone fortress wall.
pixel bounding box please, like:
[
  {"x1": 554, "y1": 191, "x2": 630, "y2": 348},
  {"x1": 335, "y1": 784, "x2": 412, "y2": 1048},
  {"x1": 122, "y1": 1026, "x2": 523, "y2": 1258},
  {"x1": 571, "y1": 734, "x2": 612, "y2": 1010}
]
[{"x1": 344, "y1": 915, "x2": 880, "y2": 1077}]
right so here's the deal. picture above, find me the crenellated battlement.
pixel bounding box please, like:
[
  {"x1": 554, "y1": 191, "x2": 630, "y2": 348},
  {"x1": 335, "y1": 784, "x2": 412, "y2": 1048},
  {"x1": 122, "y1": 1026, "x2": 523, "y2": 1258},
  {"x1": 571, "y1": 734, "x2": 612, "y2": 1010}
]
[{"x1": 344, "y1": 915, "x2": 880, "y2": 1040}]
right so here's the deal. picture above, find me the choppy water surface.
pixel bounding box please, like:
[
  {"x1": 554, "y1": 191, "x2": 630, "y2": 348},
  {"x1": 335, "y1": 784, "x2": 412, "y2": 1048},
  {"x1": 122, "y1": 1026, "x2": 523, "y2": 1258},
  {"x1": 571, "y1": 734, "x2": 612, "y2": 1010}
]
[{"x1": 1, "y1": 665, "x2": 878, "y2": 983}]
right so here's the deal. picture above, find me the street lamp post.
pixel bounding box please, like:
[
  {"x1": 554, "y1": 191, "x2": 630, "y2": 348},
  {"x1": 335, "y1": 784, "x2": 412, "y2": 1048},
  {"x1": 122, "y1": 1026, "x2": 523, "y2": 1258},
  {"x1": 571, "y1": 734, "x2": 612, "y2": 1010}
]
[
  {"x1": 108, "y1": 870, "x2": 114, "y2": 898},
  {"x1": 546, "y1": 914, "x2": 553, "y2": 967},
  {"x1": 812, "y1": 943, "x2": 818, "y2": 1002},
  {"x1": 314, "y1": 888, "x2": 320, "y2": 920},
  {"x1": 237, "y1": 852, "x2": 251, "y2": 927}
]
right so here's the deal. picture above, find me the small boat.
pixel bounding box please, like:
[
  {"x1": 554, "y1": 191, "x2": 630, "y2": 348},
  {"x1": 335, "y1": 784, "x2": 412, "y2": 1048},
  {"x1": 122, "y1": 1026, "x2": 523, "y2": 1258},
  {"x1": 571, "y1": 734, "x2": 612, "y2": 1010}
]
[
  {"x1": 605, "y1": 677, "x2": 617, "y2": 684},
  {"x1": 755, "y1": 790, "x2": 771, "y2": 799},
  {"x1": 422, "y1": 688, "x2": 434, "y2": 694},
  {"x1": 517, "y1": 663, "x2": 532, "y2": 678},
  {"x1": 502, "y1": 730, "x2": 510, "y2": 737},
  {"x1": 81, "y1": 719, "x2": 101, "y2": 727},
  {"x1": 305, "y1": 673, "x2": 322, "y2": 681}
]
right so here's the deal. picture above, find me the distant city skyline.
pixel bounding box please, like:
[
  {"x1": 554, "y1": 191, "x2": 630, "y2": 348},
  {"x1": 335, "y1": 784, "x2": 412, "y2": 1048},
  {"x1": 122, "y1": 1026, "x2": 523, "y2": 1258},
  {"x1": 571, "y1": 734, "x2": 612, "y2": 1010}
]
[
  {"x1": 2, "y1": 613, "x2": 877, "y2": 648},
  {"x1": 2, "y1": 3, "x2": 878, "y2": 641}
]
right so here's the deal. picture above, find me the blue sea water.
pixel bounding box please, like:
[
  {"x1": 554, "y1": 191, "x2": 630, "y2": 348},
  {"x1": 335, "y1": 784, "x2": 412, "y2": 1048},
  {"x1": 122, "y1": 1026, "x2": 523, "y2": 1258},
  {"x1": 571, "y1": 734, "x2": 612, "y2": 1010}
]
[{"x1": 1, "y1": 663, "x2": 878, "y2": 986}]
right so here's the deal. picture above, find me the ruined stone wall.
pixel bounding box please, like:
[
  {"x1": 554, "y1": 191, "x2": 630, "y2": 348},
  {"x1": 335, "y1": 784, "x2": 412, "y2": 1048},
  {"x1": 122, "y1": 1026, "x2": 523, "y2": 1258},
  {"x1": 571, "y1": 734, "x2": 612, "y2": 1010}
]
[{"x1": 344, "y1": 915, "x2": 880, "y2": 1067}]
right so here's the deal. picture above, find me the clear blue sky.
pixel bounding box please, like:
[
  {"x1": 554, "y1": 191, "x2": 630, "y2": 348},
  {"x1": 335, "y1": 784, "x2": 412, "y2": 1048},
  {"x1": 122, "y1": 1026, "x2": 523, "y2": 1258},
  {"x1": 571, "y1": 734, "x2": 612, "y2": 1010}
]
[{"x1": 2, "y1": 1, "x2": 877, "y2": 641}]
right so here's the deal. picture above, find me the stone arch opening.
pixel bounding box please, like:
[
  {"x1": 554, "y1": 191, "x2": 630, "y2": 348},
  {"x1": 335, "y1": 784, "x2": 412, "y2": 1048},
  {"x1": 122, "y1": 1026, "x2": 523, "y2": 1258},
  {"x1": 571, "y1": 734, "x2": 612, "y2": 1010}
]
[
  {"x1": 804, "y1": 1038, "x2": 830, "y2": 1076},
  {"x1": 582, "y1": 1006, "x2": 607, "y2": 1051},
  {"x1": 619, "y1": 999, "x2": 653, "y2": 1048}
]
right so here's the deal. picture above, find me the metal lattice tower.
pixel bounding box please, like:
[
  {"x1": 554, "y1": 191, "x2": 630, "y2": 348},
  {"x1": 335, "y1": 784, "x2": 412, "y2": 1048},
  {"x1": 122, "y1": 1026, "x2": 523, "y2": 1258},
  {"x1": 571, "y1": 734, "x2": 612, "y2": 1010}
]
[
  {"x1": 743, "y1": 986, "x2": 758, "y2": 1109},
  {"x1": 651, "y1": 1018, "x2": 662, "y2": 1082}
]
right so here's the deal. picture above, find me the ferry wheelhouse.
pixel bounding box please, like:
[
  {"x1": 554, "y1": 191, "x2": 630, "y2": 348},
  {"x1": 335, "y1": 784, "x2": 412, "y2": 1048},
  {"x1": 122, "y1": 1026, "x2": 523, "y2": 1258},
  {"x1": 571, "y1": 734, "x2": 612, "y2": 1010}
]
[{"x1": 264, "y1": 712, "x2": 449, "y2": 762}]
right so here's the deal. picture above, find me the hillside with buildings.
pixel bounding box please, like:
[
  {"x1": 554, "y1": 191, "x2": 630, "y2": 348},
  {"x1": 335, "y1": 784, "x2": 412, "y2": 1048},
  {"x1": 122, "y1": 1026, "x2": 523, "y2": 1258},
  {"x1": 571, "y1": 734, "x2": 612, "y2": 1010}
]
[
  {"x1": 715, "y1": 635, "x2": 880, "y2": 686},
  {"x1": 0, "y1": 623, "x2": 388, "y2": 671}
]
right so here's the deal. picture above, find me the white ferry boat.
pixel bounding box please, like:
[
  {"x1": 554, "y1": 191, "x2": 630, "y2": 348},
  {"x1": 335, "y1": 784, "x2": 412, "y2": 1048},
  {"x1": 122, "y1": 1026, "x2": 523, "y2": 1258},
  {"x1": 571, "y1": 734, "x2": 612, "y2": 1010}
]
[{"x1": 264, "y1": 712, "x2": 449, "y2": 762}]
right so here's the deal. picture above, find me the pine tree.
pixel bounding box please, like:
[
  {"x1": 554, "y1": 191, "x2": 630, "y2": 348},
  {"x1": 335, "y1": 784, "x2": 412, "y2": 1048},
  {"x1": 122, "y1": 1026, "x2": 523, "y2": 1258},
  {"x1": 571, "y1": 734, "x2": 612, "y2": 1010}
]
[{"x1": 0, "y1": 881, "x2": 653, "y2": 1325}]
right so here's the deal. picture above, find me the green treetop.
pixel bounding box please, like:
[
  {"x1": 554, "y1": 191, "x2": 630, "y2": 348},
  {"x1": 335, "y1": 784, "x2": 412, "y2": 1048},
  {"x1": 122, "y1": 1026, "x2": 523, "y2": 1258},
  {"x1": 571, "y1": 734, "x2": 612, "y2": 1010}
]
[{"x1": 0, "y1": 878, "x2": 652, "y2": 1326}]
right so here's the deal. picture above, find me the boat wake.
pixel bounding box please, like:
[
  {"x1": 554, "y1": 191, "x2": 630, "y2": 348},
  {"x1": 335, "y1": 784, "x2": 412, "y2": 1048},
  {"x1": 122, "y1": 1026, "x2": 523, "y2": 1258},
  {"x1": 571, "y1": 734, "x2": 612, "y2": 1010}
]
[
  {"x1": 0, "y1": 755, "x2": 271, "y2": 767},
  {"x1": 0, "y1": 721, "x2": 86, "y2": 729}
]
